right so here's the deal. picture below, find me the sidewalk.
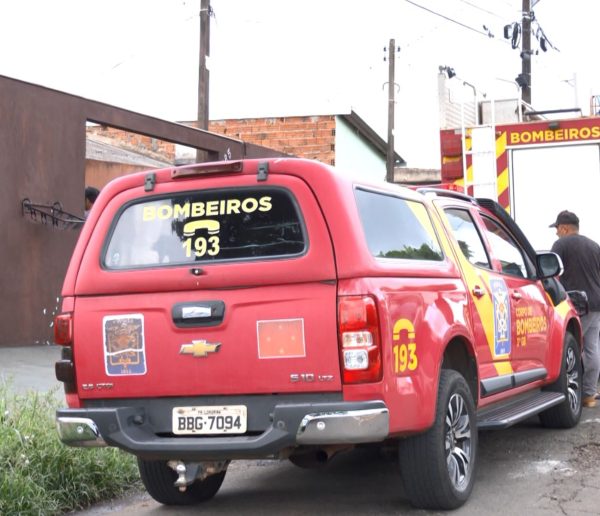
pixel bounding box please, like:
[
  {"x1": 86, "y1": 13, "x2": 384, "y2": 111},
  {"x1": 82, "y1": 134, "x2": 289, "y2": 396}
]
[{"x1": 0, "y1": 344, "x2": 62, "y2": 394}]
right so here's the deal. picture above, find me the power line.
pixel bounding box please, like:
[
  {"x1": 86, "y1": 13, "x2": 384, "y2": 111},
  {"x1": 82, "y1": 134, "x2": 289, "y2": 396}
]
[
  {"x1": 495, "y1": 0, "x2": 520, "y2": 10},
  {"x1": 454, "y1": 0, "x2": 505, "y2": 20},
  {"x1": 532, "y1": 20, "x2": 559, "y2": 52},
  {"x1": 404, "y1": 0, "x2": 494, "y2": 38},
  {"x1": 402, "y1": 24, "x2": 442, "y2": 49},
  {"x1": 106, "y1": 8, "x2": 198, "y2": 73}
]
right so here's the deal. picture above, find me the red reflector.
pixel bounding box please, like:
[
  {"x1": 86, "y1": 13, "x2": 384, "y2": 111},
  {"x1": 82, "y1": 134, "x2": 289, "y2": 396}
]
[
  {"x1": 338, "y1": 296, "x2": 382, "y2": 384},
  {"x1": 54, "y1": 314, "x2": 73, "y2": 346},
  {"x1": 171, "y1": 160, "x2": 243, "y2": 178},
  {"x1": 339, "y1": 296, "x2": 372, "y2": 331}
]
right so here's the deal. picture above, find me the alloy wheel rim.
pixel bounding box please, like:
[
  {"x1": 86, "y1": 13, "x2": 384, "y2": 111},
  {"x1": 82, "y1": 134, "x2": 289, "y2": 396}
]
[
  {"x1": 445, "y1": 392, "x2": 472, "y2": 492},
  {"x1": 565, "y1": 346, "x2": 580, "y2": 412}
]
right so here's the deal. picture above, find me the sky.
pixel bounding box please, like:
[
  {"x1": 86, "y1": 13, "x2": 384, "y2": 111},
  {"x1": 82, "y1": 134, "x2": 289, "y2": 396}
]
[{"x1": 1, "y1": 0, "x2": 598, "y2": 168}]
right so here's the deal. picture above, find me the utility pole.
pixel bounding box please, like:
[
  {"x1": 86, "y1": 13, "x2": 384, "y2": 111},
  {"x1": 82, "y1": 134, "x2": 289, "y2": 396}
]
[
  {"x1": 197, "y1": 0, "x2": 210, "y2": 162},
  {"x1": 385, "y1": 39, "x2": 398, "y2": 183},
  {"x1": 521, "y1": 0, "x2": 532, "y2": 105}
]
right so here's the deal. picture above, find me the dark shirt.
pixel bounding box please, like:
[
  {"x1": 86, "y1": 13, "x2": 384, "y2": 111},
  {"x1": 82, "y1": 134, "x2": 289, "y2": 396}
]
[{"x1": 551, "y1": 233, "x2": 600, "y2": 311}]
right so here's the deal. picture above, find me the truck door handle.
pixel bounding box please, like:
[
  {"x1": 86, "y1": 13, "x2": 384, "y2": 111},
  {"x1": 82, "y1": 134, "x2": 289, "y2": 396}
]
[
  {"x1": 472, "y1": 286, "x2": 485, "y2": 298},
  {"x1": 512, "y1": 291, "x2": 522, "y2": 300}
]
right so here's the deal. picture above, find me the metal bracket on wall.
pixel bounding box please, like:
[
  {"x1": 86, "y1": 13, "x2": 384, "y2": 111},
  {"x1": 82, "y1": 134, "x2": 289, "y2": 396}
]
[{"x1": 21, "y1": 199, "x2": 85, "y2": 230}]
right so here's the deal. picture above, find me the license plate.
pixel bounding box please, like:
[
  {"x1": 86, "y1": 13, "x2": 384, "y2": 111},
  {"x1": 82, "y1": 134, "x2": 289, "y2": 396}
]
[{"x1": 172, "y1": 405, "x2": 247, "y2": 435}]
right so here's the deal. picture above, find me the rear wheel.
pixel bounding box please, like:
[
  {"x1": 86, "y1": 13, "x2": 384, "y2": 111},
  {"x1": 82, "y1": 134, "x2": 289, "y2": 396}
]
[
  {"x1": 539, "y1": 332, "x2": 582, "y2": 428},
  {"x1": 399, "y1": 370, "x2": 477, "y2": 510},
  {"x1": 137, "y1": 458, "x2": 226, "y2": 506}
]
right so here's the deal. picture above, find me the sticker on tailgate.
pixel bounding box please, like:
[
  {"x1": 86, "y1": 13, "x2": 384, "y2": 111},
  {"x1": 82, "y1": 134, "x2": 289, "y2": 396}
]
[
  {"x1": 257, "y1": 318, "x2": 305, "y2": 358},
  {"x1": 103, "y1": 314, "x2": 147, "y2": 376}
]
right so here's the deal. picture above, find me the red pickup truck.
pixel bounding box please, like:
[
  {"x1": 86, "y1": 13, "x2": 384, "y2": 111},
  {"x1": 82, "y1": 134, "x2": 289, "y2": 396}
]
[{"x1": 54, "y1": 158, "x2": 583, "y2": 509}]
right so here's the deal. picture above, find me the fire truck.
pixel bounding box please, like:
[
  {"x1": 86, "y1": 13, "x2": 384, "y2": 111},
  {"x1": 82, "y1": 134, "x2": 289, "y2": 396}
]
[{"x1": 440, "y1": 112, "x2": 600, "y2": 251}]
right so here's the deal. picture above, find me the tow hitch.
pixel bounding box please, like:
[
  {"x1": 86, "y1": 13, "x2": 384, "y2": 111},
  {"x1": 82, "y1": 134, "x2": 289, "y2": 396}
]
[{"x1": 167, "y1": 460, "x2": 230, "y2": 491}]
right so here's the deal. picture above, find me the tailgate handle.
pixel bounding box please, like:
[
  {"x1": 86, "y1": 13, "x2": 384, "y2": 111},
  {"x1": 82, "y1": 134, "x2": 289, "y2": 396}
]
[
  {"x1": 172, "y1": 301, "x2": 225, "y2": 328},
  {"x1": 182, "y1": 306, "x2": 211, "y2": 318}
]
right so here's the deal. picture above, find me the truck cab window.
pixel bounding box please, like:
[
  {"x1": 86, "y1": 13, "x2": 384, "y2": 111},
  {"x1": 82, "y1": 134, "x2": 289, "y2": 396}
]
[
  {"x1": 481, "y1": 216, "x2": 531, "y2": 278},
  {"x1": 444, "y1": 208, "x2": 491, "y2": 269},
  {"x1": 355, "y1": 189, "x2": 443, "y2": 261}
]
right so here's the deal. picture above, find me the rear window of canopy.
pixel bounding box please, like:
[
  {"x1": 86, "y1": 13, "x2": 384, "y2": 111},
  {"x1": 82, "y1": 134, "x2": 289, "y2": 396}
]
[{"x1": 103, "y1": 187, "x2": 306, "y2": 270}]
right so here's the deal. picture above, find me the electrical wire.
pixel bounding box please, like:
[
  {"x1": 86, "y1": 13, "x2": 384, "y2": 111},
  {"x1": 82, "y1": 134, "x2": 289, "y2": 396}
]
[
  {"x1": 404, "y1": 0, "x2": 491, "y2": 37},
  {"x1": 495, "y1": 0, "x2": 519, "y2": 10},
  {"x1": 454, "y1": 0, "x2": 505, "y2": 20},
  {"x1": 404, "y1": 0, "x2": 512, "y2": 46},
  {"x1": 532, "y1": 21, "x2": 559, "y2": 52}
]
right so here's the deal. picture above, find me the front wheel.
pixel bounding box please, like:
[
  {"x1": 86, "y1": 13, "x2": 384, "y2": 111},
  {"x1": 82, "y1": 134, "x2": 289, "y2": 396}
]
[
  {"x1": 137, "y1": 458, "x2": 226, "y2": 506},
  {"x1": 399, "y1": 370, "x2": 477, "y2": 510},
  {"x1": 539, "y1": 332, "x2": 582, "y2": 428}
]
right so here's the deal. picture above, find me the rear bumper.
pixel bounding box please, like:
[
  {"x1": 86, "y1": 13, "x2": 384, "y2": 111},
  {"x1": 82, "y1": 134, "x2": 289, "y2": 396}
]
[{"x1": 56, "y1": 400, "x2": 389, "y2": 460}]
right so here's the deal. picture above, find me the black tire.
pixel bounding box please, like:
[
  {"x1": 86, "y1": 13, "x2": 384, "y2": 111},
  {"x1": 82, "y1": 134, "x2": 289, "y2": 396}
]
[
  {"x1": 399, "y1": 370, "x2": 477, "y2": 510},
  {"x1": 539, "y1": 332, "x2": 583, "y2": 428},
  {"x1": 137, "y1": 458, "x2": 226, "y2": 506}
]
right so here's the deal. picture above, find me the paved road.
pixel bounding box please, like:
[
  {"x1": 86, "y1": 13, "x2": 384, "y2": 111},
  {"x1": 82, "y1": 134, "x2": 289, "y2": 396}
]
[
  {"x1": 3, "y1": 346, "x2": 596, "y2": 514},
  {"x1": 78, "y1": 407, "x2": 600, "y2": 515},
  {"x1": 0, "y1": 345, "x2": 62, "y2": 394}
]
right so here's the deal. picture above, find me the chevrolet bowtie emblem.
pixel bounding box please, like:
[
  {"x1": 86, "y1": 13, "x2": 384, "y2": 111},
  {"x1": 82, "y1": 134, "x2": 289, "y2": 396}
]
[{"x1": 179, "y1": 340, "x2": 221, "y2": 357}]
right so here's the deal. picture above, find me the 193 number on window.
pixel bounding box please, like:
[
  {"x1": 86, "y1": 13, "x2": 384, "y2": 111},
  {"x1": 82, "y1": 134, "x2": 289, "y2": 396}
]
[{"x1": 183, "y1": 236, "x2": 220, "y2": 258}]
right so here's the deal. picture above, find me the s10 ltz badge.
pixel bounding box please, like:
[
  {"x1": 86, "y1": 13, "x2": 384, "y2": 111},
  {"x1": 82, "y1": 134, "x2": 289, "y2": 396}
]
[{"x1": 103, "y1": 314, "x2": 147, "y2": 376}]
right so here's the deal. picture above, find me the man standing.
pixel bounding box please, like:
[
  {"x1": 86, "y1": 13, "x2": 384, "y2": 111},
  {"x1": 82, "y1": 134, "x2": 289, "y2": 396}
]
[
  {"x1": 84, "y1": 186, "x2": 100, "y2": 219},
  {"x1": 550, "y1": 210, "x2": 600, "y2": 408}
]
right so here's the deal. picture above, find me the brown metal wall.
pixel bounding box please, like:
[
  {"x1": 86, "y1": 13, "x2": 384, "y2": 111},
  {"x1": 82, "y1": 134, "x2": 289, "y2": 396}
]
[
  {"x1": 85, "y1": 160, "x2": 162, "y2": 191},
  {"x1": 0, "y1": 75, "x2": 285, "y2": 346}
]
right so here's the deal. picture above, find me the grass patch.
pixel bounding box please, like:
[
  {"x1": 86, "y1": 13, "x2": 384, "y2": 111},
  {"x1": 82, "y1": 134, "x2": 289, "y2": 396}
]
[{"x1": 0, "y1": 382, "x2": 139, "y2": 515}]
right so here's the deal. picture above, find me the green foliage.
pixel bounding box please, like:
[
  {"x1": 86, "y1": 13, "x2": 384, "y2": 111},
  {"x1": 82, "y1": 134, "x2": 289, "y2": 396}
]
[
  {"x1": 379, "y1": 243, "x2": 443, "y2": 261},
  {"x1": 457, "y1": 239, "x2": 472, "y2": 259},
  {"x1": 0, "y1": 383, "x2": 139, "y2": 515}
]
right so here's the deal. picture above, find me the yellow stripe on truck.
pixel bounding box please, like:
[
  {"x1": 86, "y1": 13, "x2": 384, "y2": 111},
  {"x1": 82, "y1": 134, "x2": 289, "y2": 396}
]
[
  {"x1": 436, "y1": 210, "x2": 512, "y2": 375},
  {"x1": 554, "y1": 299, "x2": 571, "y2": 320},
  {"x1": 406, "y1": 201, "x2": 439, "y2": 243}
]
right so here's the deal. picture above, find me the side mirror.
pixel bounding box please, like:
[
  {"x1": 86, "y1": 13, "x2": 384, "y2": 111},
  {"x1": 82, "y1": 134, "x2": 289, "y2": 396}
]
[
  {"x1": 567, "y1": 290, "x2": 589, "y2": 317},
  {"x1": 536, "y1": 252, "x2": 563, "y2": 279}
]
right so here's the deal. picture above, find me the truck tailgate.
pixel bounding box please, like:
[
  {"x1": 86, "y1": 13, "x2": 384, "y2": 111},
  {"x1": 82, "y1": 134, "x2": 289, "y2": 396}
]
[{"x1": 73, "y1": 282, "x2": 340, "y2": 398}]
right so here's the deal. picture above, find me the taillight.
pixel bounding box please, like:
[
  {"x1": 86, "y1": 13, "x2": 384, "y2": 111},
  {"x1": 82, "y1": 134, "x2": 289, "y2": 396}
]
[
  {"x1": 338, "y1": 296, "x2": 382, "y2": 384},
  {"x1": 54, "y1": 313, "x2": 73, "y2": 346},
  {"x1": 54, "y1": 313, "x2": 77, "y2": 396}
]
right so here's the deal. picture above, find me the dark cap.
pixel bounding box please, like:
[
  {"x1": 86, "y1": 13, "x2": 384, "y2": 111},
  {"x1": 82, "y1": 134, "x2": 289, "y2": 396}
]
[{"x1": 549, "y1": 210, "x2": 579, "y2": 228}]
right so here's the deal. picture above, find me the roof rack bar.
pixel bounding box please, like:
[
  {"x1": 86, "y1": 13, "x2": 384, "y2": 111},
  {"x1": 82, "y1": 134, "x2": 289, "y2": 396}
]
[{"x1": 416, "y1": 187, "x2": 478, "y2": 204}]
